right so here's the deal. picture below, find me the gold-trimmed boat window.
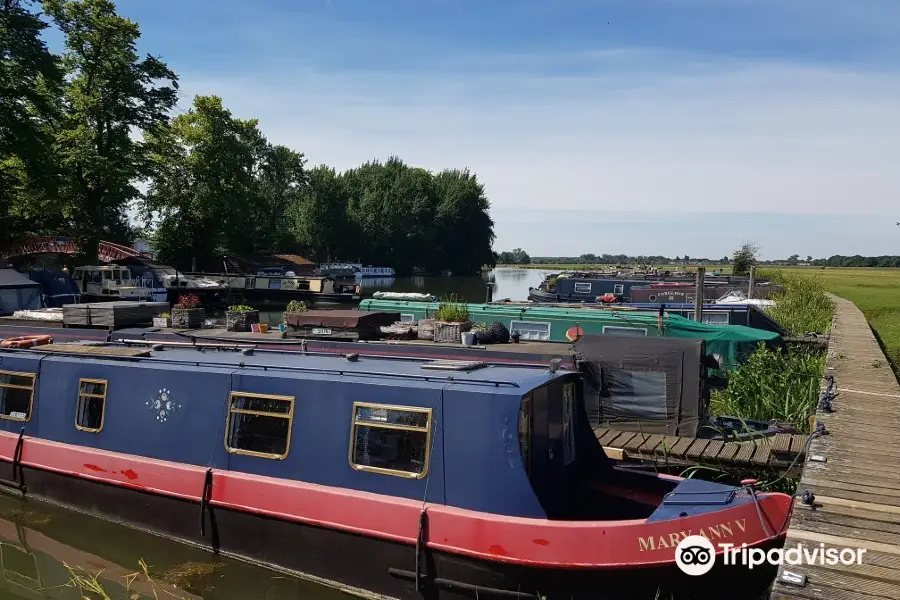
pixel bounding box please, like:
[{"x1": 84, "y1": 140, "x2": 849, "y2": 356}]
[
  {"x1": 225, "y1": 392, "x2": 294, "y2": 460},
  {"x1": 349, "y1": 402, "x2": 432, "y2": 479},
  {"x1": 0, "y1": 371, "x2": 36, "y2": 422},
  {"x1": 76, "y1": 378, "x2": 107, "y2": 433}
]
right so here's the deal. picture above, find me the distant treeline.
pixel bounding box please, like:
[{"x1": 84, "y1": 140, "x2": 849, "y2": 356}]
[
  {"x1": 502, "y1": 253, "x2": 734, "y2": 266},
  {"x1": 1, "y1": 1, "x2": 494, "y2": 275},
  {"x1": 496, "y1": 252, "x2": 900, "y2": 268},
  {"x1": 806, "y1": 255, "x2": 900, "y2": 268}
]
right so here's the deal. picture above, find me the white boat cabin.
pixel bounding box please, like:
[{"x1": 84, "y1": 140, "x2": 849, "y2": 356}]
[{"x1": 72, "y1": 265, "x2": 168, "y2": 302}]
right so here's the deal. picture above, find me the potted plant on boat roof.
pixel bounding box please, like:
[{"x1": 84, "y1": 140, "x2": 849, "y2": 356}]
[
  {"x1": 282, "y1": 299, "x2": 308, "y2": 330},
  {"x1": 152, "y1": 312, "x2": 171, "y2": 329},
  {"x1": 170, "y1": 294, "x2": 205, "y2": 329},
  {"x1": 432, "y1": 295, "x2": 472, "y2": 343},
  {"x1": 225, "y1": 304, "x2": 259, "y2": 332}
]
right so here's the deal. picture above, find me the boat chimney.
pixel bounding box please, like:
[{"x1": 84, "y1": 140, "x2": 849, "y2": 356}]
[
  {"x1": 747, "y1": 265, "x2": 757, "y2": 299},
  {"x1": 345, "y1": 353, "x2": 359, "y2": 362},
  {"x1": 549, "y1": 358, "x2": 561, "y2": 373},
  {"x1": 485, "y1": 282, "x2": 494, "y2": 303},
  {"x1": 693, "y1": 267, "x2": 705, "y2": 322}
]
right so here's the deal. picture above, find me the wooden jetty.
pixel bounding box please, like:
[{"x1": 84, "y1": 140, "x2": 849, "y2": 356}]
[
  {"x1": 771, "y1": 296, "x2": 900, "y2": 600},
  {"x1": 594, "y1": 427, "x2": 808, "y2": 472}
]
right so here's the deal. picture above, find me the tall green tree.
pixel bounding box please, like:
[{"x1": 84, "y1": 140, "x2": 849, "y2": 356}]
[
  {"x1": 144, "y1": 95, "x2": 263, "y2": 269},
  {"x1": 0, "y1": 0, "x2": 61, "y2": 243},
  {"x1": 432, "y1": 167, "x2": 495, "y2": 274},
  {"x1": 292, "y1": 165, "x2": 348, "y2": 262},
  {"x1": 42, "y1": 0, "x2": 177, "y2": 261},
  {"x1": 144, "y1": 95, "x2": 307, "y2": 269},
  {"x1": 256, "y1": 144, "x2": 307, "y2": 252},
  {"x1": 731, "y1": 241, "x2": 760, "y2": 276}
]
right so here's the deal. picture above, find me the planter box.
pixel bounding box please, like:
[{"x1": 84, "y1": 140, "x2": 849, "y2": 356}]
[
  {"x1": 152, "y1": 317, "x2": 170, "y2": 328},
  {"x1": 433, "y1": 320, "x2": 471, "y2": 344},
  {"x1": 285, "y1": 310, "x2": 399, "y2": 341},
  {"x1": 171, "y1": 307, "x2": 205, "y2": 329},
  {"x1": 417, "y1": 319, "x2": 435, "y2": 341},
  {"x1": 226, "y1": 310, "x2": 259, "y2": 332}
]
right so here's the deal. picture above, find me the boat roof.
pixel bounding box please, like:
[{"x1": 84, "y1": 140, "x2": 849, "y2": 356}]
[
  {"x1": 0, "y1": 269, "x2": 40, "y2": 289},
  {"x1": 361, "y1": 298, "x2": 778, "y2": 332},
  {"x1": 6, "y1": 342, "x2": 567, "y2": 395}
]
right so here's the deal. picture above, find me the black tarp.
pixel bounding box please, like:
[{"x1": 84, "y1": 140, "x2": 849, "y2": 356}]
[{"x1": 573, "y1": 334, "x2": 708, "y2": 436}]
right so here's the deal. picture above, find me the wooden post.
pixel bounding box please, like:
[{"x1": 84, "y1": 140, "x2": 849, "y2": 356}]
[
  {"x1": 693, "y1": 267, "x2": 705, "y2": 322},
  {"x1": 748, "y1": 265, "x2": 756, "y2": 299}
]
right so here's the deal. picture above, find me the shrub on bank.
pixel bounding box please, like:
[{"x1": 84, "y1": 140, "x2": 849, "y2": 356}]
[
  {"x1": 711, "y1": 344, "x2": 826, "y2": 434},
  {"x1": 761, "y1": 270, "x2": 834, "y2": 336}
]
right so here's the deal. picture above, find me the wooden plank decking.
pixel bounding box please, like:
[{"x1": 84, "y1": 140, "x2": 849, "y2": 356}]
[
  {"x1": 771, "y1": 295, "x2": 900, "y2": 600},
  {"x1": 593, "y1": 427, "x2": 808, "y2": 471}
]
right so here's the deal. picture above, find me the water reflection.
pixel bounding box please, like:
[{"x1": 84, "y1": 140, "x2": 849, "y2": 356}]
[
  {"x1": 0, "y1": 495, "x2": 352, "y2": 599},
  {"x1": 356, "y1": 277, "x2": 395, "y2": 291},
  {"x1": 250, "y1": 269, "x2": 552, "y2": 324},
  {"x1": 352, "y1": 268, "x2": 551, "y2": 303}
]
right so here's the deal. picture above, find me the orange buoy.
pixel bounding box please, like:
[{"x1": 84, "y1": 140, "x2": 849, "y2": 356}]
[
  {"x1": 565, "y1": 325, "x2": 584, "y2": 341},
  {"x1": 0, "y1": 334, "x2": 53, "y2": 349}
]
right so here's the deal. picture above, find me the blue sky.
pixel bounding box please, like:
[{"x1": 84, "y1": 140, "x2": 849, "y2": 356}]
[{"x1": 110, "y1": 0, "x2": 899, "y2": 259}]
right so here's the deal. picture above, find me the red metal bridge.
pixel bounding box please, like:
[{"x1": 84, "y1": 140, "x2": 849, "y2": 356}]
[{"x1": 0, "y1": 237, "x2": 148, "y2": 263}]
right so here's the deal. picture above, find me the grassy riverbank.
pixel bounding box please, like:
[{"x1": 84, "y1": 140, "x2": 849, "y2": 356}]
[{"x1": 776, "y1": 267, "x2": 900, "y2": 370}]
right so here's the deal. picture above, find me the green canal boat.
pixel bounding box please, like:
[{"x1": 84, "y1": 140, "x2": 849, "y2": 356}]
[{"x1": 358, "y1": 299, "x2": 781, "y2": 371}]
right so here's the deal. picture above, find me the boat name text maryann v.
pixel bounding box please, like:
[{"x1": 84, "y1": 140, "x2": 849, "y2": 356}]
[{"x1": 638, "y1": 519, "x2": 747, "y2": 551}]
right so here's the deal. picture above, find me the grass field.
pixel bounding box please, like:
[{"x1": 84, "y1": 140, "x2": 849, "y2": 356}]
[{"x1": 776, "y1": 267, "x2": 900, "y2": 369}]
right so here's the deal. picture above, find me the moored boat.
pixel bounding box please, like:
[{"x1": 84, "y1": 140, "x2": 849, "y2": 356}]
[
  {"x1": 358, "y1": 298, "x2": 782, "y2": 371},
  {"x1": 529, "y1": 272, "x2": 777, "y2": 304},
  {"x1": 72, "y1": 264, "x2": 169, "y2": 303},
  {"x1": 320, "y1": 262, "x2": 396, "y2": 278},
  {"x1": 508, "y1": 301, "x2": 786, "y2": 335},
  {"x1": 0, "y1": 341, "x2": 793, "y2": 599}
]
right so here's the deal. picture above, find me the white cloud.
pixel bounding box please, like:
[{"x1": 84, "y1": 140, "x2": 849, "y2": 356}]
[{"x1": 178, "y1": 54, "x2": 900, "y2": 222}]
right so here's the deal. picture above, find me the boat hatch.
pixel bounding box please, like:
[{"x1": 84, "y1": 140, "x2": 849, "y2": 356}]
[{"x1": 419, "y1": 360, "x2": 487, "y2": 372}]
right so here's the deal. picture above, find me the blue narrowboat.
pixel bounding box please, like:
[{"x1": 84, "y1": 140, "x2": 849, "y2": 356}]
[
  {"x1": 0, "y1": 341, "x2": 792, "y2": 599},
  {"x1": 529, "y1": 274, "x2": 777, "y2": 304}
]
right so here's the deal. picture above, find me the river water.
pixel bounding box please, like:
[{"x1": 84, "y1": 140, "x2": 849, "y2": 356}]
[
  {"x1": 351, "y1": 267, "x2": 550, "y2": 303},
  {"x1": 256, "y1": 267, "x2": 551, "y2": 324}
]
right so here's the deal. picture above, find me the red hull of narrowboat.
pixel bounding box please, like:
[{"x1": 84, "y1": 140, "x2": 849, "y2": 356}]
[{"x1": 0, "y1": 430, "x2": 792, "y2": 599}]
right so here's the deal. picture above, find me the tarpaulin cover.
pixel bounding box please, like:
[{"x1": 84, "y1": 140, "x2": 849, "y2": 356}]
[
  {"x1": 0, "y1": 269, "x2": 41, "y2": 315},
  {"x1": 574, "y1": 334, "x2": 707, "y2": 436},
  {"x1": 285, "y1": 310, "x2": 399, "y2": 329}
]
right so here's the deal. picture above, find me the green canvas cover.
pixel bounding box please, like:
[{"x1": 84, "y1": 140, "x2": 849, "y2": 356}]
[{"x1": 358, "y1": 299, "x2": 782, "y2": 371}]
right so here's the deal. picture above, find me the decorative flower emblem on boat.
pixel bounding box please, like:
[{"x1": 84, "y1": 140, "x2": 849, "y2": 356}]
[{"x1": 146, "y1": 388, "x2": 181, "y2": 423}]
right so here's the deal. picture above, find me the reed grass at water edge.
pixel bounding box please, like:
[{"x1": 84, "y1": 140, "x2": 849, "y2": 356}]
[{"x1": 710, "y1": 271, "x2": 834, "y2": 435}]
